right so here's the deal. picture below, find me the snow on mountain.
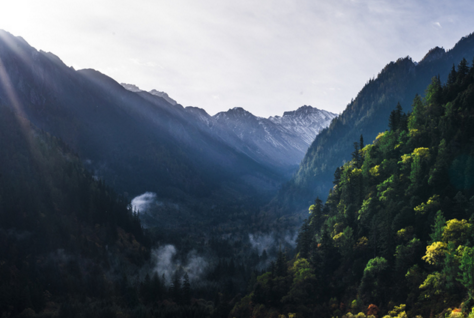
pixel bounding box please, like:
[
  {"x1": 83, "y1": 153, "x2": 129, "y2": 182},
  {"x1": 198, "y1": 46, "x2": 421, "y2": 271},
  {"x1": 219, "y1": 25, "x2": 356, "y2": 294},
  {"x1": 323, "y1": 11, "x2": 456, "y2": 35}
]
[
  {"x1": 212, "y1": 105, "x2": 337, "y2": 166},
  {"x1": 268, "y1": 105, "x2": 337, "y2": 145},
  {"x1": 120, "y1": 81, "x2": 336, "y2": 168}
]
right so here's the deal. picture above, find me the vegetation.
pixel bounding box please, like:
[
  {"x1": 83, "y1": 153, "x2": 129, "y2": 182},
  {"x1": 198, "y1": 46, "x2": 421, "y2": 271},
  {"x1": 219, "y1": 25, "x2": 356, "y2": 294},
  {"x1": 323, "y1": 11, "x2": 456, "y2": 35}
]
[
  {"x1": 275, "y1": 33, "x2": 474, "y2": 212},
  {"x1": 232, "y1": 57, "x2": 474, "y2": 317}
]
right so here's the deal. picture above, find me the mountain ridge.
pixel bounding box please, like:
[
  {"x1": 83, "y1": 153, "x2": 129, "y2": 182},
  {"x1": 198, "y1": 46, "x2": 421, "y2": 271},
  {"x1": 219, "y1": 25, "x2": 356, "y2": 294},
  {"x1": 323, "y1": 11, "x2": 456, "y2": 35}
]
[
  {"x1": 120, "y1": 82, "x2": 337, "y2": 167},
  {"x1": 273, "y1": 31, "x2": 474, "y2": 213}
]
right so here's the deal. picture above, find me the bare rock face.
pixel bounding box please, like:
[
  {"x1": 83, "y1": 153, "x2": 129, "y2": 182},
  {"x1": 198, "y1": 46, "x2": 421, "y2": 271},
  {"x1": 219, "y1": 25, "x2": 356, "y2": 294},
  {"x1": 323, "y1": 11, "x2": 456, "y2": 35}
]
[{"x1": 210, "y1": 105, "x2": 337, "y2": 167}]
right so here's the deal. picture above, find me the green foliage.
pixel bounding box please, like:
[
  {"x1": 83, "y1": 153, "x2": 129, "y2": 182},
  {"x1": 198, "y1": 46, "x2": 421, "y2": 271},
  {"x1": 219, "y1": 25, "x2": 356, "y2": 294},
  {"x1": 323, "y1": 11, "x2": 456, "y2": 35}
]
[
  {"x1": 235, "y1": 54, "x2": 474, "y2": 318},
  {"x1": 457, "y1": 246, "x2": 474, "y2": 299},
  {"x1": 430, "y1": 211, "x2": 446, "y2": 243}
]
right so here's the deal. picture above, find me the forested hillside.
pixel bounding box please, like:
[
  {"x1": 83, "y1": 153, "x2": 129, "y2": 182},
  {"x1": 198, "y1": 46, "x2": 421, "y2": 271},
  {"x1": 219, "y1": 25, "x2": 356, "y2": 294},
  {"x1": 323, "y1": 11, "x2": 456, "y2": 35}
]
[
  {"x1": 0, "y1": 105, "x2": 294, "y2": 317},
  {"x1": 232, "y1": 57, "x2": 474, "y2": 318},
  {"x1": 0, "y1": 29, "x2": 286, "y2": 224},
  {"x1": 275, "y1": 33, "x2": 474, "y2": 212}
]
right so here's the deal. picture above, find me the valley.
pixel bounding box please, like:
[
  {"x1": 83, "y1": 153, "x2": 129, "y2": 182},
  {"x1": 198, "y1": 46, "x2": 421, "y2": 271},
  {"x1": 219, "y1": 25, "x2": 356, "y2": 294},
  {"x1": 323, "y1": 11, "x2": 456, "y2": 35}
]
[{"x1": 1, "y1": 28, "x2": 474, "y2": 318}]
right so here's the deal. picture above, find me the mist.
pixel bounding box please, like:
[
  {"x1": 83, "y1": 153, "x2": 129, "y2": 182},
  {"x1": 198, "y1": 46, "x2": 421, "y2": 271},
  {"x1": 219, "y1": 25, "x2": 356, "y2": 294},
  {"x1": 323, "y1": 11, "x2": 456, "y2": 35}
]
[
  {"x1": 151, "y1": 244, "x2": 209, "y2": 285},
  {"x1": 131, "y1": 192, "x2": 158, "y2": 214}
]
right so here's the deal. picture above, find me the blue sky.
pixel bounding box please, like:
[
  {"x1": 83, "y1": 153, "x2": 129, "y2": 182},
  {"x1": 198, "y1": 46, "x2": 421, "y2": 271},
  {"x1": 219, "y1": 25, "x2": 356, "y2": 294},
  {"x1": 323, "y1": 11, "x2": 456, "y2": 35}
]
[{"x1": 1, "y1": 0, "x2": 474, "y2": 117}]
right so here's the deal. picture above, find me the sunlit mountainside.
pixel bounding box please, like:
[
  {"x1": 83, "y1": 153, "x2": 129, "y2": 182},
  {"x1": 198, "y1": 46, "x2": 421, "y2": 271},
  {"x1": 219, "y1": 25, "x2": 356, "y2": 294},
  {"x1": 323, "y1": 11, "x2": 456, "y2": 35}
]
[{"x1": 1, "y1": 27, "x2": 474, "y2": 318}]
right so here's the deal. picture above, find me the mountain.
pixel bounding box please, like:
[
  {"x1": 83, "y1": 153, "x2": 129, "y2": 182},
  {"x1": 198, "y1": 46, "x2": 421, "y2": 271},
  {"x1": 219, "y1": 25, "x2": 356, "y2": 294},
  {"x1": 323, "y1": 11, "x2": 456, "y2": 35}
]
[
  {"x1": 275, "y1": 32, "x2": 474, "y2": 212},
  {"x1": 0, "y1": 30, "x2": 282, "y2": 212},
  {"x1": 122, "y1": 82, "x2": 336, "y2": 169},
  {"x1": 0, "y1": 105, "x2": 152, "y2": 316},
  {"x1": 268, "y1": 105, "x2": 336, "y2": 147},
  {"x1": 0, "y1": 29, "x2": 334, "y2": 233},
  {"x1": 122, "y1": 83, "x2": 178, "y2": 105},
  {"x1": 212, "y1": 106, "x2": 336, "y2": 168},
  {"x1": 232, "y1": 57, "x2": 474, "y2": 318}
]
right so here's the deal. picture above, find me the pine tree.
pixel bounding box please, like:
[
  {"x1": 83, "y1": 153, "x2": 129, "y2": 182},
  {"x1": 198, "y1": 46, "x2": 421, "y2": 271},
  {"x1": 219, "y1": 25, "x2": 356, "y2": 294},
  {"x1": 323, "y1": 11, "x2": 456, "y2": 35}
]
[
  {"x1": 275, "y1": 246, "x2": 287, "y2": 277},
  {"x1": 334, "y1": 167, "x2": 342, "y2": 185},
  {"x1": 458, "y1": 58, "x2": 469, "y2": 79},
  {"x1": 444, "y1": 241, "x2": 457, "y2": 292},
  {"x1": 172, "y1": 271, "x2": 182, "y2": 304},
  {"x1": 296, "y1": 219, "x2": 311, "y2": 259},
  {"x1": 429, "y1": 210, "x2": 446, "y2": 244},
  {"x1": 352, "y1": 142, "x2": 361, "y2": 168},
  {"x1": 448, "y1": 64, "x2": 457, "y2": 85},
  {"x1": 457, "y1": 246, "x2": 474, "y2": 300},
  {"x1": 182, "y1": 273, "x2": 191, "y2": 306}
]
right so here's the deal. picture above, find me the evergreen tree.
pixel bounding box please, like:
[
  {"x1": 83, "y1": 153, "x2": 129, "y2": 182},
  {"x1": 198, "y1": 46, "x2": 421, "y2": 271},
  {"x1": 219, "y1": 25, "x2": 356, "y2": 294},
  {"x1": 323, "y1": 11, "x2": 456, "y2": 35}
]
[
  {"x1": 275, "y1": 246, "x2": 287, "y2": 277},
  {"x1": 333, "y1": 167, "x2": 342, "y2": 185},
  {"x1": 448, "y1": 64, "x2": 457, "y2": 85},
  {"x1": 182, "y1": 273, "x2": 191, "y2": 306},
  {"x1": 458, "y1": 58, "x2": 469, "y2": 79},
  {"x1": 430, "y1": 210, "x2": 446, "y2": 244},
  {"x1": 352, "y1": 142, "x2": 361, "y2": 168},
  {"x1": 296, "y1": 219, "x2": 311, "y2": 259},
  {"x1": 172, "y1": 271, "x2": 182, "y2": 304}
]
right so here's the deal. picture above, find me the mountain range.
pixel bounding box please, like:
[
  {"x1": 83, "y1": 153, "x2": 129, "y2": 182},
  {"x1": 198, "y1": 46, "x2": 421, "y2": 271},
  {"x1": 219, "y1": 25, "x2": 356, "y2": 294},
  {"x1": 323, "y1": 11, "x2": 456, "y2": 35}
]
[
  {"x1": 122, "y1": 82, "x2": 336, "y2": 169},
  {"x1": 0, "y1": 29, "x2": 335, "y2": 230}
]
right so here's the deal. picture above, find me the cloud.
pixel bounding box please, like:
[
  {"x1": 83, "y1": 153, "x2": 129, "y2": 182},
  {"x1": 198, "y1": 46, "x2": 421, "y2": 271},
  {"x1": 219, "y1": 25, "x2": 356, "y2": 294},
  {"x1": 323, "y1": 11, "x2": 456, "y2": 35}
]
[
  {"x1": 151, "y1": 244, "x2": 209, "y2": 285},
  {"x1": 249, "y1": 230, "x2": 298, "y2": 256},
  {"x1": 434, "y1": 21, "x2": 442, "y2": 28},
  {"x1": 249, "y1": 233, "x2": 274, "y2": 256},
  {"x1": 131, "y1": 192, "x2": 157, "y2": 214}
]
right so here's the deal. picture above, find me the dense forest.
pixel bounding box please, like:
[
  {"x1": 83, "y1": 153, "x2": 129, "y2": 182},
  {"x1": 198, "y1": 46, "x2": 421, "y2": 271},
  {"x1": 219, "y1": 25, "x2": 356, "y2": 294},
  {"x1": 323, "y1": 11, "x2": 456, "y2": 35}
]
[
  {"x1": 0, "y1": 106, "x2": 295, "y2": 317},
  {"x1": 232, "y1": 57, "x2": 474, "y2": 317},
  {"x1": 275, "y1": 33, "x2": 474, "y2": 212}
]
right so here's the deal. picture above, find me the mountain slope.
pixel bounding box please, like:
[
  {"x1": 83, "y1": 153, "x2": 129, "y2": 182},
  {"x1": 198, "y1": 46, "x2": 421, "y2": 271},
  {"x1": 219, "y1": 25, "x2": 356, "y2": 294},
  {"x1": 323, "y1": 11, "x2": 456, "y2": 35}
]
[
  {"x1": 232, "y1": 56, "x2": 474, "y2": 318},
  {"x1": 276, "y1": 32, "x2": 474, "y2": 211},
  {"x1": 0, "y1": 30, "x2": 285, "y2": 210},
  {"x1": 212, "y1": 106, "x2": 336, "y2": 168},
  {"x1": 0, "y1": 105, "x2": 151, "y2": 316},
  {"x1": 123, "y1": 82, "x2": 336, "y2": 169}
]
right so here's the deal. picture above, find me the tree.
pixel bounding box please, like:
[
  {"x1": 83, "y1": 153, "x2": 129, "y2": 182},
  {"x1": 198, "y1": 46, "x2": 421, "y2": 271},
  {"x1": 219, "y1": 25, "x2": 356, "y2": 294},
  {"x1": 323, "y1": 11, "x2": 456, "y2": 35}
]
[
  {"x1": 352, "y1": 142, "x2": 361, "y2": 168},
  {"x1": 182, "y1": 273, "x2": 191, "y2": 306},
  {"x1": 457, "y1": 246, "x2": 474, "y2": 300},
  {"x1": 429, "y1": 210, "x2": 446, "y2": 244},
  {"x1": 172, "y1": 271, "x2": 182, "y2": 303},
  {"x1": 457, "y1": 58, "x2": 469, "y2": 79},
  {"x1": 275, "y1": 246, "x2": 288, "y2": 277},
  {"x1": 359, "y1": 257, "x2": 388, "y2": 303},
  {"x1": 296, "y1": 219, "x2": 312, "y2": 259},
  {"x1": 447, "y1": 64, "x2": 457, "y2": 85},
  {"x1": 334, "y1": 167, "x2": 342, "y2": 185}
]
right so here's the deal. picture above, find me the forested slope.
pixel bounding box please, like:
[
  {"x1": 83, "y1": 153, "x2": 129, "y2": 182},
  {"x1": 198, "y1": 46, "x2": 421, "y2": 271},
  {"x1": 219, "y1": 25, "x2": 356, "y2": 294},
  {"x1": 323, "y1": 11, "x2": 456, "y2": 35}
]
[
  {"x1": 275, "y1": 33, "x2": 474, "y2": 212},
  {"x1": 232, "y1": 57, "x2": 474, "y2": 318}
]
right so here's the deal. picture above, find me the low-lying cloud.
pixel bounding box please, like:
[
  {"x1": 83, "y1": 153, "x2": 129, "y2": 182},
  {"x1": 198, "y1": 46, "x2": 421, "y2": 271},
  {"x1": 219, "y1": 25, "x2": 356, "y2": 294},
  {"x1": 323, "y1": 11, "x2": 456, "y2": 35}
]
[
  {"x1": 151, "y1": 244, "x2": 208, "y2": 285},
  {"x1": 131, "y1": 192, "x2": 157, "y2": 214}
]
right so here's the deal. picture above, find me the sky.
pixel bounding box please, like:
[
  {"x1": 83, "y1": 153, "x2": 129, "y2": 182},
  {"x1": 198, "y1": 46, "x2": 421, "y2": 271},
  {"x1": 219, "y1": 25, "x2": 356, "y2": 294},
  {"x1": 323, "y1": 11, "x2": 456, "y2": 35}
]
[{"x1": 1, "y1": 0, "x2": 474, "y2": 117}]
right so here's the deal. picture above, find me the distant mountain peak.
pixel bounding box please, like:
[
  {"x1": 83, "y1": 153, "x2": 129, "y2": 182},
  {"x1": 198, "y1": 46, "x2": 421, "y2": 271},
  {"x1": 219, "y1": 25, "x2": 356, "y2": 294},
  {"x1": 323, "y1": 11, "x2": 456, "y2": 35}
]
[
  {"x1": 121, "y1": 83, "x2": 177, "y2": 105},
  {"x1": 420, "y1": 46, "x2": 446, "y2": 64},
  {"x1": 214, "y1": 107, "x2": 255, "y2": 119},
  {"x1": 121, "y1": 83, "x2": 141, "y2": 92},
  {"x1": 149, "y1": 89, "x2": 177, "y2": 105},
  {"x1": 281, "y1": 105, "x2": 321, "y2": 117}
]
